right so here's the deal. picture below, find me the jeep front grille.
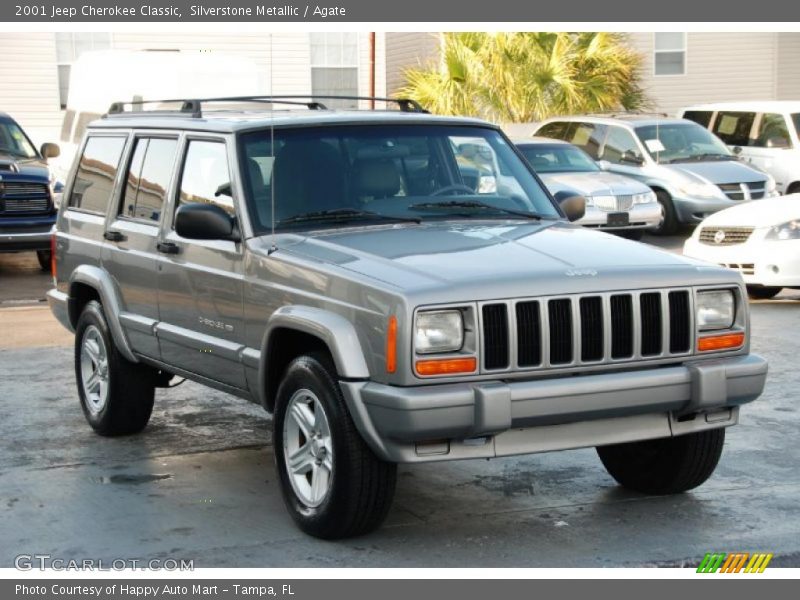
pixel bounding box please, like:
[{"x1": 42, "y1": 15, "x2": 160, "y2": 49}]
[
  {"x1": 480, "y1": 289, "x2": 693, "y2": 372},
  {"x1": 699, "y1": 226, "x2": 754, "y2": 245}
]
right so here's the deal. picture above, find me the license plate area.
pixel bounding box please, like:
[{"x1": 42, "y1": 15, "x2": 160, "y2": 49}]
[{"x1": 607, "y1": 212, "x2": 630, "y2": 227}]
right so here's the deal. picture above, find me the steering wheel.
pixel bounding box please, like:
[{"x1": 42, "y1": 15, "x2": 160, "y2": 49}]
[{"x1": 431, "y1": 184, "x2": 476, "y2": 196}]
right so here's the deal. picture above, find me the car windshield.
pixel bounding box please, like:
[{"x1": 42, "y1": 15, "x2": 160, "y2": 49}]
[
  {"x1": 634, "y1": 122, "x2": 732, "y2": 164},
  {"x1": 518, "y1": 143, "x2": 599, "y2": 173},
  {"x1": 239, "y1": 124, "x2": 559, "y2": 232},
  {"x1": 0, "y1": 117, "x2": 38, "y2": 159}
]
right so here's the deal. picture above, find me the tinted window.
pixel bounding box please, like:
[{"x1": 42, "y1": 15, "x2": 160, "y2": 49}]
[
  {"x1": 122, "y1": 138, "x2": 178, "y2": 222},
  {"x1": 754, "y1": 113, "x2": 793, "y2": 149},
  {"x1": 519, "y1": 144, "x2": 599, "y2": 173},
  {"x1": 683, "y1": 110, "x2": 713, "y2": 128},
  {"x1": 565, "y1": 123, "x2": 606, "y2": 158},
  {"x1": 602, "y1": 127, "x2": 643, "y2": 165},
  {"x1": 712, "y1": 111, "x2": 756, "y2": 146},
  {"x1": 177, "y1": 141, "x2": 234, "y2": 218},
  {"x1": 69, "y1": 136, "x2": 126, "y2": 213},
  {"x1": 0, "y1": 117, "x2": 38, "y2": 159},
  {"x1": 536, "y1": 122, "x2": 570, "y2": 141}
]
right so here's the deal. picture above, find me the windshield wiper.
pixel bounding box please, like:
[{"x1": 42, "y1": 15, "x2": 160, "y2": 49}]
[
  {"x1": 668, "y1": 153, "x2": 734, "y2": 163},
  {"x1": 278, "y1": 208, "x2": 421, "y2": 226},
  {"x1": 408, "y1": 200, "x2": 545, "y2": 220}
]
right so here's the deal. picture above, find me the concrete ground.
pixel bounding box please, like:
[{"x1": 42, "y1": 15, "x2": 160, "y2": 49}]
[{"x1": 1, "y1": 240, "x2": 799, "y2": 568}]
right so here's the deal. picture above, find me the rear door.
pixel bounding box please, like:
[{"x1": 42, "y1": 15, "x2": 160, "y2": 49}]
[
  {"x1": 102, "y1": 132, "x2": 180, "y2": 359},
  {"x1": 155, "y1": 135, "x2": 247, "y2": 390}
]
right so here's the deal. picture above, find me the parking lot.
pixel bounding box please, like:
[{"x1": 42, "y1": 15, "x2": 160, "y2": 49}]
[{"x1": 1, "y1": 232, "x2": 799, "y2": 568}]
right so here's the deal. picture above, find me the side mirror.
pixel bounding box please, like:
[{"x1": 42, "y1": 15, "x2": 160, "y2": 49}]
[
  {"x1": 553, "y1": 190, "x2": 587, "y2": 223},
  {"x1": 621, "y1": 151, "x2": 644, "y2": 166},
  {"x1": 40, "y1": 142, "x2": 60, "y2": 159},
  {"x1": 175, "y1": 203, "x2": 240, "y2": 242},
  {"x1": 766, "y1": 137, "x2": 790, "y2": 149},
  {"x1": 732, "y1": 146, "x2": 743, "y2": 155}
]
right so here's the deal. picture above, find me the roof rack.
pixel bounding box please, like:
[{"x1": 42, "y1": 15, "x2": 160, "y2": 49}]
[
  {"x1": 582, "y1": 110, "x2": 670, "y2": 119},
  {"x1": 105, "y1": 95, "x2": 427, "y2": 118}
]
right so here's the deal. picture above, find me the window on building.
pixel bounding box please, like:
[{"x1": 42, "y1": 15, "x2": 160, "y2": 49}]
[
  {"x1": 310, "y1": 33, "x2": 359, "y2": 109},
  {"x1": 55, "y1": 33, "x2": 112, "y2": 108},
  {"x1": 654, "y1": 33, "x2": 686, "y2": 76}
]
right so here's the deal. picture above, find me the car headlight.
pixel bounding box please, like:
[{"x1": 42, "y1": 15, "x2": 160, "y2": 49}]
[
  {"x1": 696, "y1": 290, "x2": 735, "y2": 331},
  {"x1": 633, "y1": 190, "x2": 657, "y2": 204},
  {"x1": 679, "y1": 182, "x2": 724, "y2": 200},
  {"x1": 765, "y1": 219, "x2": 800, "y2": 241},
  {"x1": 414, "y1": 310, "x2": 464, "y2": 354}
]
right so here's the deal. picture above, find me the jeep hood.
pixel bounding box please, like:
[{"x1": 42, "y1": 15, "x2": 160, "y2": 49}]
[{"x1": 275, "y1": 221, "x2": 718, "y2": 297}]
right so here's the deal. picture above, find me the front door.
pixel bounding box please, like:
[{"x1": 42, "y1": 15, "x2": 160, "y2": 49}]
[{"x1": 156, "y1": 136, "x2": 246, "y2": 390}]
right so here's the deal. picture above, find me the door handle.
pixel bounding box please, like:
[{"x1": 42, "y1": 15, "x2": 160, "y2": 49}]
[
  {"x1": 156, "y1": 241, "x2": 180, "y2": 255},
  {"x1": 103, "y1": 230, "x2": 126, "y2": 242}
]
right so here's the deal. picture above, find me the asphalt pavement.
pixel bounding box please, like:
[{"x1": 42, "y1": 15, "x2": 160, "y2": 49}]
[{"x1": 1, "y1": 238, "x2": 799, "y2": 568}]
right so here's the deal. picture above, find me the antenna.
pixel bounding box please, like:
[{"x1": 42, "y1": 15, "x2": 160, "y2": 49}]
[{"x1": 268, "y1": 33, "x2": 277, "y2": 255}]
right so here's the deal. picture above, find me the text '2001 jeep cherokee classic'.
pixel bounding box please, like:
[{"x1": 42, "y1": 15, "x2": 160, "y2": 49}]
[{"x1": 47, "y1": 97, "x2": 768, "y2": 539}]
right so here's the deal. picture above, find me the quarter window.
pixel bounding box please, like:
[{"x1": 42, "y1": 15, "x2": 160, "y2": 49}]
[
  {"x1": 536, "y1": 121, "x2": 570, "y2": 141},
  {"x1": 121, "y1": 138, "x2": 178, "y2": 222},
  {"x1": 683, "y1": 110, "x2": 713, "y2": 129},
  {"x1": 68, "y1": 136, "x2": 126, "y2": 214},
  {"x1": 654, "y1": 33, "x2": 686, "y2": 76},
  {"x1": 177, "y1": 141, "x2": 235, "y2": 219},
  {"x1": 712, "y1": 111, "x2": 756, "y2": 147}
]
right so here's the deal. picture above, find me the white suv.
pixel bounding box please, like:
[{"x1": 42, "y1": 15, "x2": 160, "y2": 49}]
[{"x1": 681, "y1": 102, "x2": 800, "y2": 195}]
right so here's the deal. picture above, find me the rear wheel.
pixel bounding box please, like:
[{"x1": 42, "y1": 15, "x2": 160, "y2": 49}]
[
  {"x1": 649, "y1": 190, "x2": 678, "y2": 236},
  {"x1": 747, "y1": 285, "x2": 782, "y2": 300},
  {"x1": 36, "y1": 250, "x2": 51, "y2": 272},
  {"x1": 597, "y1": 429, "x2": 725, "y2": 495},
  {"x1": 75, "y1": 300, "x2": 156, "y2": 435},
  {"x1": 274, "y1": 353, "x2": 397, "y2": 539}
]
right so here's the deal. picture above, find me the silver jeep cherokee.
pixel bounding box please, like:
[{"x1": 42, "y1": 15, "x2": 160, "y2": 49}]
[{"x1": 47, "y1": 96, "x2": 768, "y2": 539}]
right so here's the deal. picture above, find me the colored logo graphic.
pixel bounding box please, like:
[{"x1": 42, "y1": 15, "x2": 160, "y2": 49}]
[{"x1": 696, "y1": 552, "x2": 773, "y2": 573}]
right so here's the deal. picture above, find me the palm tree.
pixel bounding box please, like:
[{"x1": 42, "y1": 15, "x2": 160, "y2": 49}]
[{"x1": 399, "y1": 32, "x2": 648, "y2": 123}]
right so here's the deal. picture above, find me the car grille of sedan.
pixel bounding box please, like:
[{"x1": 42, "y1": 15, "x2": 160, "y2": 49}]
[
  {"x1": 699, "y1": 226, "x2": 754, "y2": 245},
  {"x1": 480, "y1": 289, "x2": 693, "y2": 372},
  {"x1": 0, "y1": 182, "x2": 51, "y2": 214},
  {"x1": 592, "y1": 195, "x2": 634, "y2": 212},
  {"x1": 718, "y1": 182, "x2": 766, "y2": 201}
]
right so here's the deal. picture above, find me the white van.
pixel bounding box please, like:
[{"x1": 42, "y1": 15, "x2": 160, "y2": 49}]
[
  {"x1": 55, "y1": 49, "x2": 263, "y2": 181},
  {"x1": 680, "y1": 102, "x2": 800, "y2": 195}
]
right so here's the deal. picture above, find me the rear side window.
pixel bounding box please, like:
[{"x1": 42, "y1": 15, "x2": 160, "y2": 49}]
[
  {"x1": 121, "y1": 137, "x2": 178, "y2": 222},
  {"x1": 69, "y1": 136, "x2": 126, "y2": 214},
  {"x1": 536, "y1": 121, "x2": 570, "y2": 141},
  {"x1": 177, "y1": 140, "x2": 234, "y2": 217},
  {"x1": 753, "y1": 113, "x2": 793, "y2": 149},
  {"x1": 712, "y1": 111, "x2": 755, "y2": 147},
  {"x1": 683, "y1": 110, "x2": 713, "y2": 128}
]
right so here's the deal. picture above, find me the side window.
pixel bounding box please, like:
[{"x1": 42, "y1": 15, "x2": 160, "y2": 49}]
[
  {"x1": 68, "y1": 136, "x2": 126, "y2": 214},
  {"x1": 536, "y1": 121, "x2": 569, "y2": 141},
  {"x1": 683, "y1": 110, "x2": 713, "y2": 129},
  {"x1": 177, "y1": 140, "x2": 234, "y2": 219},
  {"x1": 602, "y1": 127, "x2": 644, "y2": 165},
  {"x1": 754, "y1": 113, "x2": 793, "y2": 149},
  {"x1": 712, "y1": 111, "x2": 756, "y2": 147},
  {"x1": 566, "y1": 123, "x2": 606, "y2": 158},
  {"x1": 121, "y1": 137, "x2": 178, "y2": 222}
]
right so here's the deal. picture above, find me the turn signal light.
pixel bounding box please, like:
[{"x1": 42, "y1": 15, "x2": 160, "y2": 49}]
[
  {"x1": 386, "y1": 316, "x2": 397, "y2": 373},
  {"x1": 50, "y1": 232, "x2": 57, "y2": 278},
  {"x1": 697, "y1": 332, "x2": 745, "y2": 352},
  {"x1": 416, "y1": 357, "x2": 477, "y2": 376}
]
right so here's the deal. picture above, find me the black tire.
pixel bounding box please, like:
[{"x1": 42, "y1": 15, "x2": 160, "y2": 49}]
[
  {"x1": 36, "y1": 250, "x2": 51, "y2": 272},
  {"x1": 616, "y1": 229, "x2": 644, "y2": 241},
  {"x1": 747, "y1": 285, "x2": 782, "y2": 300},
  {"x1": 786, "y1": 183, "x2": 800, "y2": 195},
  {"x1": 650, "y1": 190, "x2": 678, "y2": 236},
  {"x1": 74, "y1": 300, "x2": 155, "y2": 436},
  {"x1": 273, "y1": 353, "x2": 397, "y2": 539},
  {"x1": 597, "y1": 428, "x2": 725, "y2": 495}
]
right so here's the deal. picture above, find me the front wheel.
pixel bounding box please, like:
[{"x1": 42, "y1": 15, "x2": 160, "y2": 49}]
[
  {"x1": 747, "y1": 285, "x2": 782, "y2": 300},
  {"x1": 274, "y1": 353, "x2": 397, "y2": 539},
  {"x1": 597, "y1": 428, "x2": 725, "y2": 495},
  {"x1": 36, "y1": 250, "x2": 51, "y2": 272},
  {"x1": 649, "y1": 191, "x2": 678, "y2": 236}
]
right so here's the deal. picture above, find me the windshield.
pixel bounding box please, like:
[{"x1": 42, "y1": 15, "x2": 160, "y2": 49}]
[
  {"x1": 634, "y1": 122, "x2": 732, "y2": 164},
  {"x1": 518, "y1": 143, "x2": 599, "y2": 173},
  {"x1": 240, "y1": 125, "x2": 559, "y2": 232},
  {"x1": 0, "y1": 118, "x2": 38, "y2": 159}
]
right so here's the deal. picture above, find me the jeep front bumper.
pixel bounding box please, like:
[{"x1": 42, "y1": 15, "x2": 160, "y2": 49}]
[{"x1": 340, "y1": 354, "x2": 767, "y2": 463}]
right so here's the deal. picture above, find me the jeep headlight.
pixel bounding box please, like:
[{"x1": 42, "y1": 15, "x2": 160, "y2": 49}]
[
  {"x1": 633, "y1": 190, "x2": 657, "y2": 204},
  {"x1": 765, "y1": 219, "x2": 800, "y2": 241},
  {"x1": 696, "y1": 290, "x2": 735, "y2": 331},
  {"x1": 679, "y1": 182, "x2": 725, "y2": 200},
  {"x1": 414, "y1": 310, "x2": 464, "y2": 354}
]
